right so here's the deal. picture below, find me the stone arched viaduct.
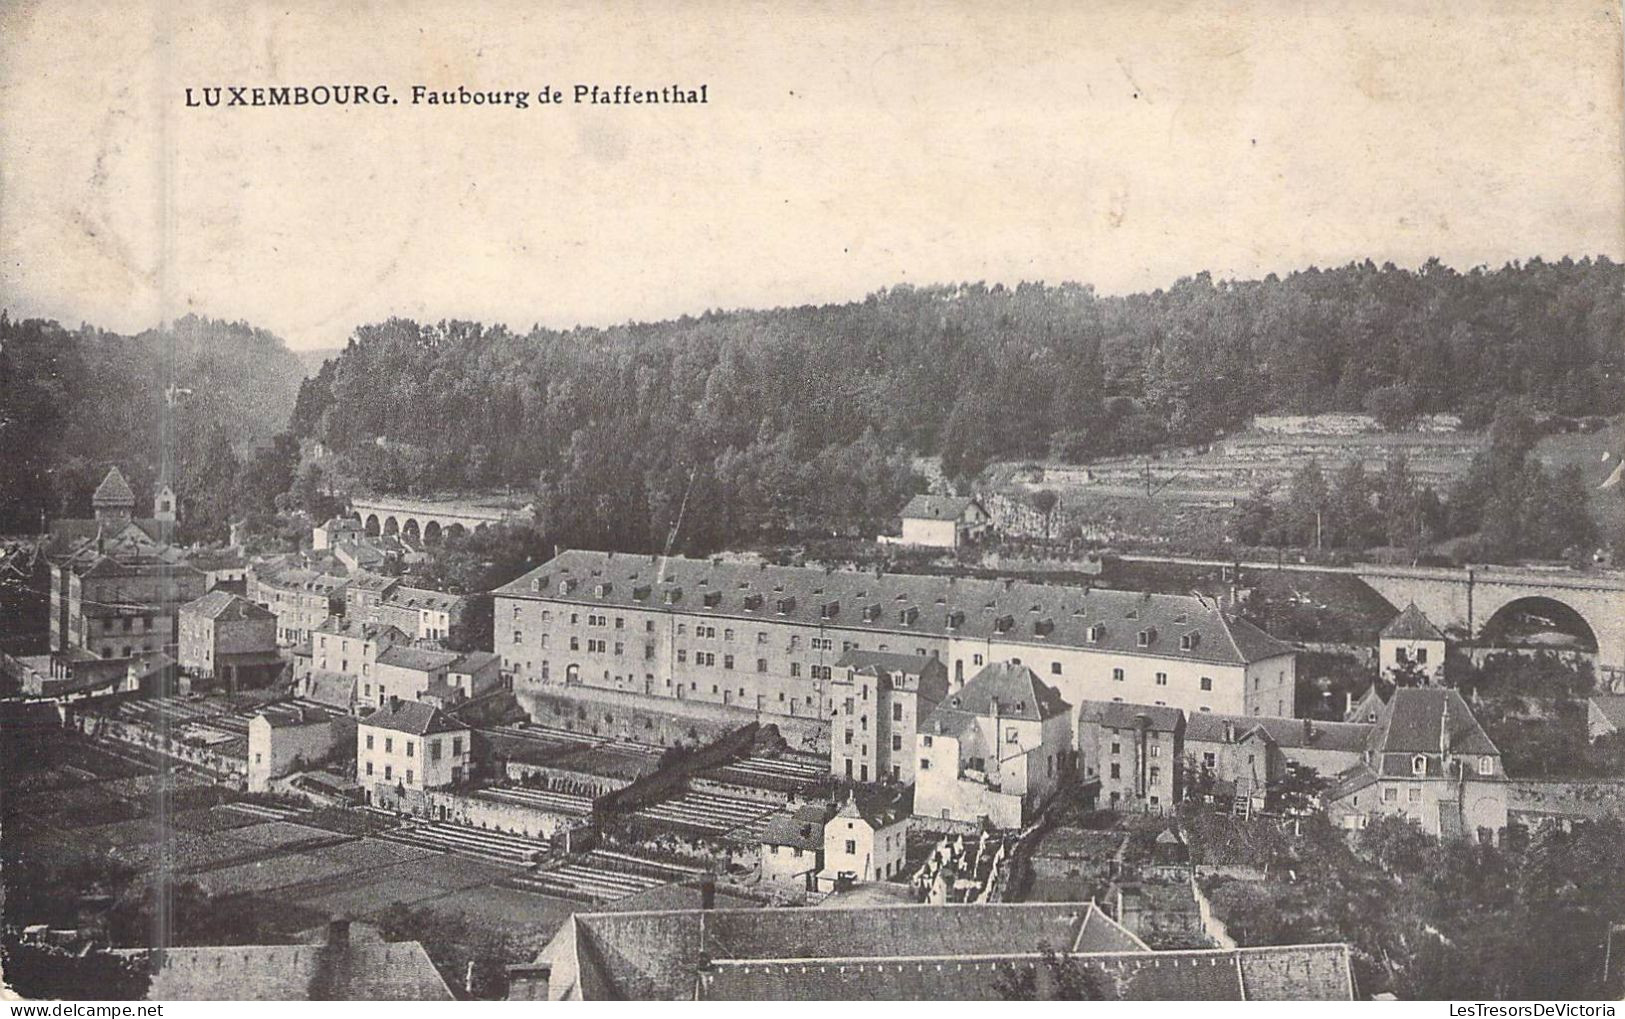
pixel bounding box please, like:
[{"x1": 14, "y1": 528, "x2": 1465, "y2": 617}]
[
  {"x1": 1356, "y1": 564, "x2": 1625, "y2": 686},
  {"x1": 350, "y1": 496, "x2": 533, "y2": 545}
]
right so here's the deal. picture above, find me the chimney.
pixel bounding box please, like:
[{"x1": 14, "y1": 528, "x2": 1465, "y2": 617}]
[
  {"x1": 388, "y1": 695, "x2": 400, "y2": 712},
  {"x1": 1440, "y1": 696, "x2": 1451, "y2": 755},
  {"x1": 1223, "y1": 720, "x2": 1235, "y2": 743},
  {"x1": 699, "y1": 874, "x2": 716, "y2": 910},
  {"x1": 506, "y1": 963, "x2": 552, "y2": 1001},
  {"x1": 1344, "y1": 690, "x2": 1354, "y2": 717},
  {"x1": 327, "y1": 917, "x2": 351, "y2": 947},
  {"x1": 1303, "y1": 718, "x2": 1314, "y2": 743}
]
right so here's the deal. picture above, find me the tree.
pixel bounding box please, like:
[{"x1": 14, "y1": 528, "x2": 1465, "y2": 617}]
[
  {"x1": 1031, "y1": 489, "x2": 1059, "y2": 539},
  {"x1": 1364, "y1": 383, "x2": 1419, "y2": 430},
  {"x1": 993, "y1": 946, "x2": 1108, "y2": 1000}
]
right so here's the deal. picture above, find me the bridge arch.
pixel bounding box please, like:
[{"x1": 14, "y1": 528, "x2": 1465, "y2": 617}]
[
  {"x1": 401, "y1": 517, "x2": 421, "y2": 543},
  {"x1": 424, "y1": 520, "x2": 443, "y2": 543},
  {"x1": 446, "y1": 522, "x2": 467, "y2": 541},
  {"x1": 383, "y1": 515, "x2": 399, "y2": 536},
  {"x1": 1479, "y1": 595, "x2": 1599, "y2": 653},
  {"x1": 364, "y1": 513, "x2": 380, "y2": 537}
]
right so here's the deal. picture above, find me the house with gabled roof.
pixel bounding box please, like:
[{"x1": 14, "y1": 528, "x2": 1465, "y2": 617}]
[
  {"x1": 818, "y1": 789, "x2": 911, "y2": 889},
  {"x1": 1077, "y1": 701, "x2": 1184, "y2": 813},
  {"x1": 176, "y1": 590, "x2": 281, "y2": 689},
  {"x1": 915, "y1": 662, "x2": 1074, "y2": 828},
  {"x1": 828, "y1": 649, "x2": 950, "y2": 784},
  {"x1": 1324, "y1": 687, "x2": 1506, "y2": 841},
  {"x1": 358, "y1": 698, "x2": 471, "y2": 809},
  {"x1": 493, "y1": 550, "x2": 1298, "y2": 721},
  {"x1": 897, "y1": 493, "x2": 992, "y2": 548},
  {"x1": 518, "y1": 900, "x2": 1355, "y2": 1000},
  {"x1": 1379, "y1": 602, "x2": 1447, "y2": 683}
]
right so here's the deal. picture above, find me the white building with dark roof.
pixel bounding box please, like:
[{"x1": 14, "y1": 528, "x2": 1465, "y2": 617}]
[
  {"x1": 898, "y1": 494, "x2": 991, "y2": 548},
  {"x1": 915, "y1": 663, "x2": 1074, "y2": 828},
  {"x1": 493, "y1": 551, "x2": 1297, "y2": 723},
  {"x1": 828, "y1": 649, "x2": 949, "y2": 784},
  {"x1": 1379, "y1": 602, "x2": 1447, "y2": 683},
  {"x1": 1325, "y1": 687, "x2": 1506, "y2": 840},
  {"x1": 358, "y1": 698, "x2": 471, "y2": 803}
]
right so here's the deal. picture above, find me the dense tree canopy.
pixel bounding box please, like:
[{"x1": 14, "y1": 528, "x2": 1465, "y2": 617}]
[
  {"x1": 278, "y1": 258, "x2": 1621, "y2": 555},
  {"x1": 0, "y1": 313, "x2": 308, "y2": 537}
]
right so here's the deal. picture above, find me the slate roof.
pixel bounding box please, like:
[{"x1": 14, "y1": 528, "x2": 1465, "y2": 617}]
[
  {"x1": 833, "y1": 649, "x2": 940, "y2": 675},
  {"x1": 450, "y1": 650, "x2": 501, "y2": 674},
  {"x1": 1368, "y1": 687, "x2": 1498, "y2": 758},
  {"x1": 919, "y1": 663, "x2": 1070, "y2": 737},
  {"x1": 494, "y1": 551, "x2": 1295, "y2": 667},
  {"x1": 344, "y1": 571, "x2": 400, "y2": 594},
  {"x1": 257, "y1": 566, "x2": 349, "y2": 596},
  {"x1": 836, "y1": 787, "x2": 912, "y2": 830},
  {"x1": 299, "y1": 670, "x2": 357, "y2": 709},
  {"x1": 1589, "y1": 694, "x2": 1625, "y2": 730},
  {"x1": 377, "y1": 645, "x2": 461, "y2": 672},
  {"x1": 359, "y1": 699, "x2": 465, "y2": 737},
  {"x1": 386, "y1": 586, "x2": 463, "y2": 611},
  {"x1": 1184, "y1": 712, "x2": 1372, "y2": 753},
  {"x1": 900, "y1": 494, "x2": 981, "y2": 520},
  {"x1": 93, "y1": 466, "x2": 137, "y2": 506},
  {"x1": 756, "y1": 803, "x2": 830, "y2": 851},
  {"x1": 181, "y1": 590, "x2": 276, "y2": 623},
  {"x1": 1380, "y1": 603, "x2": 1446, "y2": 641},
  {"x1": 534, "y1": 901, "x2": 1352, "y2": 1001},
  {"x1": 126, "y1": 941, "x2": 452, "y2": 1000},
  {"x1": 315, "y1": 617, "x2": 408, "y2": 644},
  {"x1": 1078, "y1": 700, "x2": 1184, "y2": 734}
]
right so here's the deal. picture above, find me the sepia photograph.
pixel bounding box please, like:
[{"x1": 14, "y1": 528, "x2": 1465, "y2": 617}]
[{"x1": 1, "y1": 0, "x2": 1623, "y2": 1004}]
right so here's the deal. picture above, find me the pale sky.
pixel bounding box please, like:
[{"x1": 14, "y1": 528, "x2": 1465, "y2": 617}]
[{"x1": 2, "y1": 0, "x2": 1621, "y2": 350}]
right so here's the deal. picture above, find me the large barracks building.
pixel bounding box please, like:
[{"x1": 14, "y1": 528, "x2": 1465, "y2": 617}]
[{"x1": 493, "y1": 551, "x2": 1297, "y2": 722}]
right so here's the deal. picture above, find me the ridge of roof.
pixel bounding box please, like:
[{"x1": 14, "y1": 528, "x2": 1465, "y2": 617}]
[{"x1": 494, "y1": 551, "x2": 1295, "y2": 666}]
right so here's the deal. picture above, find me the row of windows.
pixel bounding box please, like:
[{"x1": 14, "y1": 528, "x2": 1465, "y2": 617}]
[
  {"x1": 364, "y1": 733, "x2": 464, "y2": 759},
  {"x1": 364, "y1": 761, "x2": 412, "y2": 783}
]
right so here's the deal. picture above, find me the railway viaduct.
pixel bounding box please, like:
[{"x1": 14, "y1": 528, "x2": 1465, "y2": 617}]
[
  {"x1": 349, "y1": 495, "x2": 534, "y2": 544},
  {"x1": 1117, "y1": 553, "x2": 1625, "y2": 683}
]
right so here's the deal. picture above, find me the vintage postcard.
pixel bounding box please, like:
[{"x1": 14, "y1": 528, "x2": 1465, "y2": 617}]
[{"x1": 2, "y1": 0, "x2": 1623, "y2": 1004}]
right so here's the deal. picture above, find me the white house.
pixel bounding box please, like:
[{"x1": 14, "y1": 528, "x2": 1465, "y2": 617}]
[
  {"x1": 898, "y1": 495, "x2": 992, "y2": 549},
  {"x1": 1379, "y1": 603, "x2": 1447, "y2": 684},
  {"x1": 819, "y1": 792, "x2": 910, "y2": 889},
  {"x1": 358, "y1": 699, "x2": 471, "y2": 804},
  {"x1": 914, "y1": 662, "x2": 1074, "y2": 829},
  {"x1": 757, "y1": 803, "x2": 829, "y2": 891},
  {"x1": 247, "y1": 705, "x2": 341, "y2": 793}
]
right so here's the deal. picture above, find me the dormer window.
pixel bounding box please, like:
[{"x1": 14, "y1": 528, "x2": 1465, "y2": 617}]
[
  {"x1": 558, "y1": 579, "x2": 576, "y2": 595},
  {"x1": 632, "y1": 585, "x2": 651, "y2": 602},
  {"x1": 1412, "y1": 754, "x2": 1427, "y2": 775},
  {"x1": 1136, "y1": 628, "x2": 1156, "y2": 648},
  {"x1": 704, "y1": 591, "x2": 722, "y2": 608},
  {"x1": 898, "y1": 606, "x2": 918, "y2": 625},
  {"x1": 664, "y1": 588, "x2": 682, "y2": 605},
  {"x1": 821, "y1": 601, "x2": 839, "y2": 620},
  {"x1": 994, "y1": 615, "x2": 1014, "y2": 634},
  {"x1": 775, "y1": 596, "x2": 796, "y2": 615},
  {"x1": 594, "y1": 583, "x2": 611, "y2": 598},
  {"x1": 1088, "y1": 624, "x2": 1105, "y2": 643},
  {"x1": 743, "y1": 593, "x2": 763, "y2": 611},
  {"x1": 1033, "y1": 618, "x2": 1054, "y2": 637},
  {"x1": 1480, "y1": 756, "x2": 1493, "y2": 775},
  {"x1": 946, "y1": 610, "x2": 964, "y2": 631},
  {"x1": 1179, "y1": 632, "x2": 1199, "y2": 651}
]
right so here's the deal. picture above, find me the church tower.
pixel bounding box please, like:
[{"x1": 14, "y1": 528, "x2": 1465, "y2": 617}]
[{"x1": 92, "y1": 466, "x2": 136, "y2": 532}]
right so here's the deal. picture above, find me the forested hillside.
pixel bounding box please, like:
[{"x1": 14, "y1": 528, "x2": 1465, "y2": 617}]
[
  {"x1": 288, "y1": 258, "x2": 1622, "y2": 554},
  {"x1": 1, "y1": 313, "x2": 307, "y2": 535}
]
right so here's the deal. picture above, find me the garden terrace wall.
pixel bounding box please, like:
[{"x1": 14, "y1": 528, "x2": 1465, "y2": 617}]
[{"x1": 518, "y1": 684, "x2": 828, "y2": 753}]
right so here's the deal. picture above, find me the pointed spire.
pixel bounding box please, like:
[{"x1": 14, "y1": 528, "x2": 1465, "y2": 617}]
[{"x1": 92, "y1": 466, "x2": 136, "y2": 508}]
